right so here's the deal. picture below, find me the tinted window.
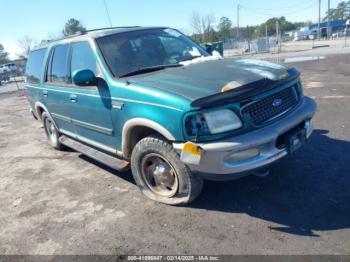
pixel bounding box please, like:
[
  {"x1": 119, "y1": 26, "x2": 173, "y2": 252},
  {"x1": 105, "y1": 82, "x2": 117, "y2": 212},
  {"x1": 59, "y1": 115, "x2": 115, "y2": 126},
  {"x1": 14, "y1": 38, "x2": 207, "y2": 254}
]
[
  {"x1": 71, "y1": 42, "x2": 97, "y2": 76},
  {"x1": 48, "y1": 44, "x2": 70, "y2": 83},
  {"x1": 26, "y1": 48, "x2": 47, "y2": 84}
]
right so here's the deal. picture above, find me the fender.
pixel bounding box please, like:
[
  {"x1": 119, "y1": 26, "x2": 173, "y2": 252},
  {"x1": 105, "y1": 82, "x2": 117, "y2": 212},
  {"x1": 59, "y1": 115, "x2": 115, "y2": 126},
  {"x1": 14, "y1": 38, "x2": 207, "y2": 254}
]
[
  {"x1": 34, "y1": 102, "x2": 59, "y2": 129},
  {"x1": 35, "y1": 102, "x2": 49, "y2": 119},
  {"x1": 122, "y1": 118, "x2": 176, "y2": 157}
]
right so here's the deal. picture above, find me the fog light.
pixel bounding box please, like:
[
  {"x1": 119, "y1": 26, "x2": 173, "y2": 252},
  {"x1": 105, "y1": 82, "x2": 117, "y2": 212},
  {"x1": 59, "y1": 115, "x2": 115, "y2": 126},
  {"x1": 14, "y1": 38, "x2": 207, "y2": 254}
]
[{"x1": 224, "y1": 148, "x2": 260, "y2": 163}]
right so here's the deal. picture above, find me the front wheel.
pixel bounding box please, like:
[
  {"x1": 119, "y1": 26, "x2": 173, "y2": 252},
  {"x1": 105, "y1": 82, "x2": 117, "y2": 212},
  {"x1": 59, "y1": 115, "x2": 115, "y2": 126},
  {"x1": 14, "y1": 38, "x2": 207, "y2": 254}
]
[{"x1": 131, "y1": 136, "x2": 203, "y2": 205}]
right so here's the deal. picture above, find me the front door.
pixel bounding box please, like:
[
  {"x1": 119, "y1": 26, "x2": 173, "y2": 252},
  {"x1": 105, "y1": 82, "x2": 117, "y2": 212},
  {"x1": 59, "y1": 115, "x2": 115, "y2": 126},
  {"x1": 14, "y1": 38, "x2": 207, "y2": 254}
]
[{"x1": 68, "y1": 41, "x2": 117, "y2": 149}]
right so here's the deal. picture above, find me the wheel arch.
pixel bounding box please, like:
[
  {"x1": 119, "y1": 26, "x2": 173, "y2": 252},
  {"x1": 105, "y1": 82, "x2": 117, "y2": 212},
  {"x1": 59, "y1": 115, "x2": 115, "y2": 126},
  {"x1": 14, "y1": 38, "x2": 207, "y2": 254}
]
[
  {"x1": 34, "y1": 102, "x2": 49, "y2": 120},
  {"x1": 122, "y1": 118, "x2": 176, "y2": 158},
  {"x1": 34, "y1": 102, "x2": 60, "y2": 130}
]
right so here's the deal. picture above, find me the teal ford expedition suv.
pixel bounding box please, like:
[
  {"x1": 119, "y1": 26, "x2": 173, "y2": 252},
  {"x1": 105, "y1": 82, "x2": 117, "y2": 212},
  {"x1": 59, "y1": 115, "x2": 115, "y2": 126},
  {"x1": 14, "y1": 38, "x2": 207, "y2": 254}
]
[{"x1": 25, "y1": 27, "x2": 316, "y2": 205}]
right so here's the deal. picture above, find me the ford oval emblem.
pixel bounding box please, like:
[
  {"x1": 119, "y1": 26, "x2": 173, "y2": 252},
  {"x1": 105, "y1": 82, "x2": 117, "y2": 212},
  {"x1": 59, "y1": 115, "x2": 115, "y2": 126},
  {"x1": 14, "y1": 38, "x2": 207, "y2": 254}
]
[{"x1": 272, "y1": 98, "x2": 283, "y2": 107}]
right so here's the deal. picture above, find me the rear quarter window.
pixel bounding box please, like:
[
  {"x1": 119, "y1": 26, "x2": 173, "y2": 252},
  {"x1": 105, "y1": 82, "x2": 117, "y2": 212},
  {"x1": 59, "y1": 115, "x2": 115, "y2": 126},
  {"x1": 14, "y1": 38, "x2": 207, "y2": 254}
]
[{"x1": 25, "y1": 48, "x2": 47, "y2": 84}]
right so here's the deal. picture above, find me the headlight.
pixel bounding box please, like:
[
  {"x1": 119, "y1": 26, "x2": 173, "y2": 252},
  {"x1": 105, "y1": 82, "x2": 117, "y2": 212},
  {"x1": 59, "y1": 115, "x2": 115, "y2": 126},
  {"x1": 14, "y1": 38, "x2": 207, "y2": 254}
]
[{"x1": 185, "y1": 109, "x2": 242, "y2": 136}]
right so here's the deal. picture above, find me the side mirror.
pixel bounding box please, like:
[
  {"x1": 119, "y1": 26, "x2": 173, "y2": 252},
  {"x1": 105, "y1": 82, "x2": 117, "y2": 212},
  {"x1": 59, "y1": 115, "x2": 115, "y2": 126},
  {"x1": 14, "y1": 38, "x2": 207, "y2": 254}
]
[{"x1": 72, "y1": 69, "x2": 96, "y2": 86}]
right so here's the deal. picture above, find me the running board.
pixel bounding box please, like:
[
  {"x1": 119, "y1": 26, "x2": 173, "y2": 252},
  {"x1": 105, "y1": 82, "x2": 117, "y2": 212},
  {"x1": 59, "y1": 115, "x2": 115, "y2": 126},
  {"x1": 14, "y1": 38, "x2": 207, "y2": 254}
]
[{"x1": 59, "y1": 135, "x2": 129, "y2": 171}]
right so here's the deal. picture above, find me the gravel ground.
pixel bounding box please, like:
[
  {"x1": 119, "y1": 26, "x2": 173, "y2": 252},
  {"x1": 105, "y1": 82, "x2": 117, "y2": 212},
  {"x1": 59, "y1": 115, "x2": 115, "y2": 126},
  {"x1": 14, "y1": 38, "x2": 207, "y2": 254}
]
[{"x1": 0, "y1": 54, "x2": 349, "y2": 255}]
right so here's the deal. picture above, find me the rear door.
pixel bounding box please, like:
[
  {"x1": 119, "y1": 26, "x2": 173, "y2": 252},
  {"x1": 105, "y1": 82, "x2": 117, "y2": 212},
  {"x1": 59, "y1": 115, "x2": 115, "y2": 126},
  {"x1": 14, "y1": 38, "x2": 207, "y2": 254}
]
[
  {"x1": 25, "y1": 48, "x2": 47, "y2": 111},
  {"x1": 68, "y1": 41, "x2": 117, "y2": 149},
  {"x1": 44, "y1": 44, "x2": 76, "y2": 135}
]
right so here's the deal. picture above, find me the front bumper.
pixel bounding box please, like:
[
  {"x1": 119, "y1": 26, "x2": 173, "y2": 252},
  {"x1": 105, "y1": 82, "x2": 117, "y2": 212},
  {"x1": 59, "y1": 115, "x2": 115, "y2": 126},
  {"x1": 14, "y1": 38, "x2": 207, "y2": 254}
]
[{"x1": 173, "y1": 96, "x2": 317, "y2": 181}]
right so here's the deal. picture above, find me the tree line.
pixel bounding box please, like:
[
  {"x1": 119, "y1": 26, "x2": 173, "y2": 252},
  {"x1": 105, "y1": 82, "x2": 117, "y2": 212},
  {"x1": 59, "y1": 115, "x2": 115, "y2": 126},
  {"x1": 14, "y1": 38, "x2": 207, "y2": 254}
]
[
  {"x1": 325, "y1": 0, "x2": 350, "y2": 20},
  {"x1": 191, "y1": 13, "x2": 310, "y2": 43},
  {"x1": 0, "y1": 18, "x2": 86, "y2": 64},
  {"x1": 190, "y1": 1, "x2": 350, "y2": 43}
]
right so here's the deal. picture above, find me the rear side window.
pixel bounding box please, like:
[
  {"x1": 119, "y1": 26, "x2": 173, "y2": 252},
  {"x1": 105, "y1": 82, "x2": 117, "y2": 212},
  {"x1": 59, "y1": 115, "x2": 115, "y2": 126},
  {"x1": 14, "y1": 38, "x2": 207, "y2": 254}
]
[
  {"x1": 71, "y1": 42, "x2": 97, "y2": 76},
  {"x1": 26, "y1": 48, "x2": 47, "y2": 84},
  {"x1": 47, "y1": 44, "x2": 70, "y2": 83}
]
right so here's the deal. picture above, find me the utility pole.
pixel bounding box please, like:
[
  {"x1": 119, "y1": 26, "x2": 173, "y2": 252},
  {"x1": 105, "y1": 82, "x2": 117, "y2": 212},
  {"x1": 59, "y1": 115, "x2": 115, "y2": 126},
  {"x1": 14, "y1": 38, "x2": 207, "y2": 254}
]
[
  {"x1": 318, "y1": 0, "x2": 321, "y2": 40},
  {"x1": 276, "y1": 20, "x2": 280, "y2": 53},
  {"x1": 265, "y1": 24, "x2": 269, "y2": 52},
  {"x1": 345, "y1": 22, "x2": 349, "y2": 47},
  {"x1": 236, "y1": 4, "x2": 240, "y2": 41},
  {"x1": 247, "y1": 25, "x2": 250, "y2": 53},
  {"x1": 327, "y1": 0, "x2": 330, "y2": 39}
]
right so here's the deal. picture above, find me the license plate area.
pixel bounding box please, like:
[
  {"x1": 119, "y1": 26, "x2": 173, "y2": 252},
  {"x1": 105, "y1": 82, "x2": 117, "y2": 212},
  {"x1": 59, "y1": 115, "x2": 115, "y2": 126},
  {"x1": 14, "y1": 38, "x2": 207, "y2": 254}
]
[{"x1": 276, "y1": 121, "x2": 307, "y2": 153}]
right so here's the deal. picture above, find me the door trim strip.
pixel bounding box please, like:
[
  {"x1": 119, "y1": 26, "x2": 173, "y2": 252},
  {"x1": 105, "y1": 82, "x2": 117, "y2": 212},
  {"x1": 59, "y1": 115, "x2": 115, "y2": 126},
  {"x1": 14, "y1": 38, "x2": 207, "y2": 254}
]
[
  {"x1": 25, "y1": 85, "x2": 183, "y2": 112},
  {"x1": 52, "y1": 112, "x2": 114, "y2": 136}
]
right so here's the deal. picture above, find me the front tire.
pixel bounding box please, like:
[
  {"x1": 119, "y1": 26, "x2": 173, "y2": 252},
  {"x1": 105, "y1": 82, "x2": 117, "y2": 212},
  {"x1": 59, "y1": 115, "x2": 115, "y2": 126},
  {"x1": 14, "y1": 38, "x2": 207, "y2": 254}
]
[
  {"x1": 42, "y1": 112, "x2": 63, "y2": 150},
  {"x1": 131, "y1": 136, "x2": 203, "y2": 205}
]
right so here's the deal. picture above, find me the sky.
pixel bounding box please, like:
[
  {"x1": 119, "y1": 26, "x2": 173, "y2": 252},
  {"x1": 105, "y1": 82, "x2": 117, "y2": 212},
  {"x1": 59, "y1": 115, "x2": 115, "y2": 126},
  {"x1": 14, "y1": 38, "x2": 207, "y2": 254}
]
[{"x1": 0, "y1": 0, "x2": 344, "y2": 59}]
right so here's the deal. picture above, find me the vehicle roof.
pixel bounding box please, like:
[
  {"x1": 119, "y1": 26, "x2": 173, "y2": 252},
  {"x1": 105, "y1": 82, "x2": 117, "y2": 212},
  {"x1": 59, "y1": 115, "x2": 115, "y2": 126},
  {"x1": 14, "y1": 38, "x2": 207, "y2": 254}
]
[{"x1": 32, "y1": 26, "x2": 168, "y2": 51}]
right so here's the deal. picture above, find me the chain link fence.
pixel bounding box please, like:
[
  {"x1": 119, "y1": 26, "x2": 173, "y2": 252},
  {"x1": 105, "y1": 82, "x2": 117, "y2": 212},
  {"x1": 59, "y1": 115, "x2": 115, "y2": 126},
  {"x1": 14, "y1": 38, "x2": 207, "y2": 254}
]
[{"x1": 223, "y1": 37, "x2": 281, "y2": 57}]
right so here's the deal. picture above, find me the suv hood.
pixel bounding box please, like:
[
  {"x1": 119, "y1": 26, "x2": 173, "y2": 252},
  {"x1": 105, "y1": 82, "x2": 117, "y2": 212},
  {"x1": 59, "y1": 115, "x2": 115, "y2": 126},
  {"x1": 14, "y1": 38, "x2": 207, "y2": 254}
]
[{"x1": 127, "y1": 58, "x2": 300, "y2": 108}]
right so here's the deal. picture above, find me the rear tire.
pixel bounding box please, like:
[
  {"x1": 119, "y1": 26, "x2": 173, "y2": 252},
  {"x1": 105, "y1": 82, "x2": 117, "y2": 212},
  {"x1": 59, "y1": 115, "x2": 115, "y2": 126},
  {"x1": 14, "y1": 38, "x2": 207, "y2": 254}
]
[
  {"x1": 42, "y1": 112, "x2": 63, "y2": 150},
  {"x1": 131, "y1": 136, "x2": 203, "y2": 205}
]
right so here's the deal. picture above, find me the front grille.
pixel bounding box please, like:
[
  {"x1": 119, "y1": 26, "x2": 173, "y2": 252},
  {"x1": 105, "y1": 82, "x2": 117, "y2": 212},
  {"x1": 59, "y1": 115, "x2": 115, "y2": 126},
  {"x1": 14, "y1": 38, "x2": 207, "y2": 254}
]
[{"x1": 241, "y1": 86, "x2": 298, "y2": 125}]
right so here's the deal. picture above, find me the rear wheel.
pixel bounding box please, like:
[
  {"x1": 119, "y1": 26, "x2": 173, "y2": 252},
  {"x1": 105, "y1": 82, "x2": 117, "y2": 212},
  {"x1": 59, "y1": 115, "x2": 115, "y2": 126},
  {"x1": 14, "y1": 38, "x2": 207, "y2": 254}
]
[
  {"x1": 42, "y1": 112, "x2": 63, "y2": 150},
  {"x1": 131, "y1": 136, "x2": 203, "y2": 205}
]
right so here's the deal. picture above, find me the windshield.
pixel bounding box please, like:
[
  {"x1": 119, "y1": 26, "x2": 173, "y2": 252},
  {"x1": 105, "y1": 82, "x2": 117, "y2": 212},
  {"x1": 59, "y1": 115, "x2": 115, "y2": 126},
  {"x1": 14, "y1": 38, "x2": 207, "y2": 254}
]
[{"x1": 96, "y1": 28, "x2": 209, "y2": 77}]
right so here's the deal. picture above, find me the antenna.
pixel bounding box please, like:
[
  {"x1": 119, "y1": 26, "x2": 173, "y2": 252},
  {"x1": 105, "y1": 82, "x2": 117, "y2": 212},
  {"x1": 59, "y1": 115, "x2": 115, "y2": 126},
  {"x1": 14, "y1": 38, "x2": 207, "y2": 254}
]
[{"x1": 103, "y1": 0, "x2": 113, "y2": 27}]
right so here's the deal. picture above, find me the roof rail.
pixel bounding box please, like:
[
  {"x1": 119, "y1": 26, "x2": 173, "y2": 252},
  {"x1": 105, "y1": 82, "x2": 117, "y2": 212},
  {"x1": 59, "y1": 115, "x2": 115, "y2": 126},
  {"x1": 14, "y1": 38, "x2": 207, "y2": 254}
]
[
  {"x1": 36, "y1": 26, "x2": 141, "y2": 47},
  {"x1": 84, "y1": 26, "x2": 140, "y2": 34},
  {"x1": 64, "y1": 31, "x2": 84, "y2": 38}
]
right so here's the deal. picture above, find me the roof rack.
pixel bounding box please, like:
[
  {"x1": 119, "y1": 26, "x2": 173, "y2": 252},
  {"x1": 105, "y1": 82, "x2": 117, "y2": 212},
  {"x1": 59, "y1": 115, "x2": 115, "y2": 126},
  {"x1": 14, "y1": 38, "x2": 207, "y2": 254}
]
[
  {"x1": 84, "y1": 26, "x2": 140, "y2": 34},
  {"x1": 36, "y1": 26, "x2": 141, "y2": 47},
  {"x1": 37, "y1": 31, "x2": 81, "y2": 44}
]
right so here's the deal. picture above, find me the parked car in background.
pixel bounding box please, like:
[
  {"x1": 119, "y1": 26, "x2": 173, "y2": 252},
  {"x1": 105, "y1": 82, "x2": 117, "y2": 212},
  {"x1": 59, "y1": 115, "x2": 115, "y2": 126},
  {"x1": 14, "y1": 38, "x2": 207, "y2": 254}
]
[
  {"x1": 0, "y1": 63, "x2": 17, "y2": 74},
  {"x1": 332, "y1": 31, "x2": 346, "y2": 38},
  {"x1": 0, "y1": 63, "x2": 18, "y2": 85},
  {"x1": 25, "y1": 27, "x2": 317, "y2": 205}
]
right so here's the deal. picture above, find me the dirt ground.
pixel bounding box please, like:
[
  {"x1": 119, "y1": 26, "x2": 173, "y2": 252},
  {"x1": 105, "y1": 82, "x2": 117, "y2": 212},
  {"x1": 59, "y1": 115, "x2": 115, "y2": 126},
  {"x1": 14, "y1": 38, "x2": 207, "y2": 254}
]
[{"x1": 0, "y1": 54, "x2": 349, "y2": 255}]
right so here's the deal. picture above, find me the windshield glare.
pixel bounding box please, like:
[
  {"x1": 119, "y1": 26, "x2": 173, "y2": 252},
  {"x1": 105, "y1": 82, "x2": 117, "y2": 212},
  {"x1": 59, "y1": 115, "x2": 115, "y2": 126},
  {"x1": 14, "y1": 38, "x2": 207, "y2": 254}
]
[{"x1": 96, "y1": 28, "x2": 209, "y2": 77}]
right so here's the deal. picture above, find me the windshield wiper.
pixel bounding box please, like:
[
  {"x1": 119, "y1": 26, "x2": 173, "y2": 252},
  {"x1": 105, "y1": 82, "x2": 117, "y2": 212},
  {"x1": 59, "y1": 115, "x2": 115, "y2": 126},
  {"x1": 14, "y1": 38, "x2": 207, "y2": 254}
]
[{"x1": 119, "y1": 64, "x2": 183, "y2": 78}]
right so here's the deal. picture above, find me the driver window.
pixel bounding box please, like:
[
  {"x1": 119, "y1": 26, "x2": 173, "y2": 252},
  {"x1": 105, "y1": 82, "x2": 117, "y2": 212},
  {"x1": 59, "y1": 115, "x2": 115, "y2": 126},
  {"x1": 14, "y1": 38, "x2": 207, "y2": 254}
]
[{"x1": 71, "y1": 42, "x2": 97, "y2": 77}]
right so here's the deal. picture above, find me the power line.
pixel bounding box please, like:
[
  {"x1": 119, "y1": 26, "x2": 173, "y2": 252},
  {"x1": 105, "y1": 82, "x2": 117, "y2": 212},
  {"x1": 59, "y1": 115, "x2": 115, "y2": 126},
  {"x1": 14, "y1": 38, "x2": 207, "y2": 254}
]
[
  {"x1": 103, "y1": 0, "x2": 113, "y2": 27},
  {"x1": 241, "y1": 0, "x2": 319, "y2": 17},
  {"x1": 240, "y1": 0, "x2": 319, "y2": 11}
]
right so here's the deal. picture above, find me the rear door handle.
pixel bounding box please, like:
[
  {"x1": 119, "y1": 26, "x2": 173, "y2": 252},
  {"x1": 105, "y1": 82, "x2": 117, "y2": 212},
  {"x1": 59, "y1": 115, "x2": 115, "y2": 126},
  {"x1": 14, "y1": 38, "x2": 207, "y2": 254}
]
[
  {"x1": 69, "y1": 94, "x2": 77, "y2": 103},
  {"x1": 43, "y1": 90, "x2": 48, "y2": 97}
]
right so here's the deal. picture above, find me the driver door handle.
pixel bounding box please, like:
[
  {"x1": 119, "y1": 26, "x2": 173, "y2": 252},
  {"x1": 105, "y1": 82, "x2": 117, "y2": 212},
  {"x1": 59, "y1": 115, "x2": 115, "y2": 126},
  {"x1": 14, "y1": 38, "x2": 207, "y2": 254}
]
[{"x1": 69, "y1": 94, "x2": 78, "y2": 103}]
